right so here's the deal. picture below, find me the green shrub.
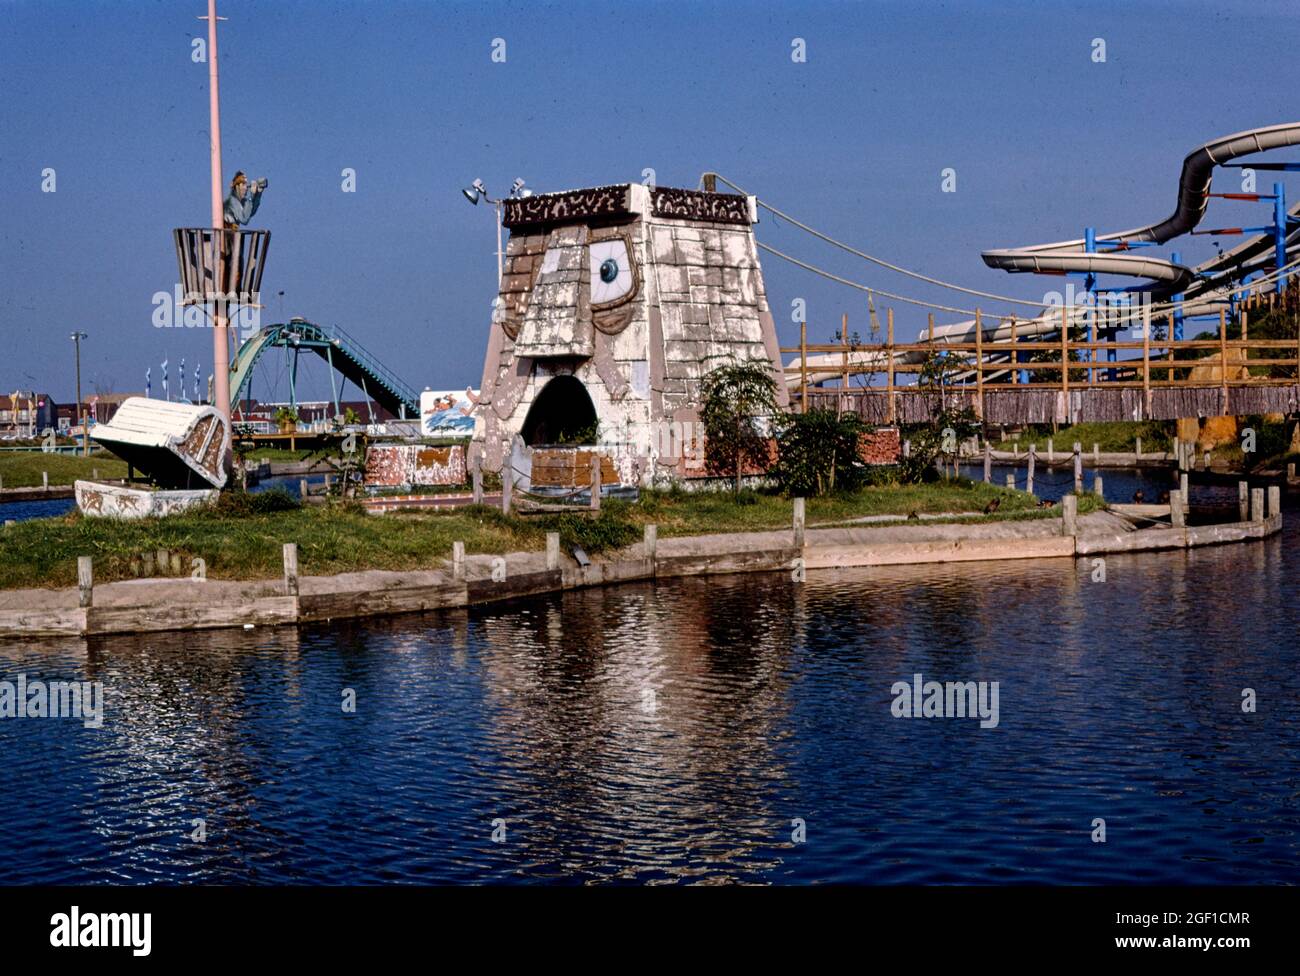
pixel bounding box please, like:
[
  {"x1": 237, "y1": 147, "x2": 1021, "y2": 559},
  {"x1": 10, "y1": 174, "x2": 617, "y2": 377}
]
[
  {"x1": 771, "y1": 409, "x2": 868, "y2": 496},
  {"x1": 535, "y1": 502, "x2": 640, "y2": 554}
]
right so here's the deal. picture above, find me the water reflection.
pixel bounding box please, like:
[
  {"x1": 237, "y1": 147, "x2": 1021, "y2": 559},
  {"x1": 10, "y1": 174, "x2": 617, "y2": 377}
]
[{"x1": 0, "y1": 491, "x2": 1298, "y2": 884}]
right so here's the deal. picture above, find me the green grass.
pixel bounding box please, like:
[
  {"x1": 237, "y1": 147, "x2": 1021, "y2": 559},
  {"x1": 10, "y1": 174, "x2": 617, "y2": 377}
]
[
  {"x1": 0, "y1": 479, "x2": 1080, "y2": 590},
  {"x1": 994, "y1": 420, "x2": 1174, "y2": 453},
  {"x1": 0, "y1": 451, "x2": 128, "y2": 488}
]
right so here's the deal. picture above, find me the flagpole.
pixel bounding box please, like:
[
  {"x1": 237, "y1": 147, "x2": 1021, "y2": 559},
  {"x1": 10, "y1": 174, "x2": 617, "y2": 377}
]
[{"x1": 203, "y1": 0, "x2": 232, "y2": 436}]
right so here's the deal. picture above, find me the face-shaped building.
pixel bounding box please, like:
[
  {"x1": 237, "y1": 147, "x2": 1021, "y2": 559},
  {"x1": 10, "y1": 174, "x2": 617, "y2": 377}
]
[{"x1": 473, "y1": 183, "x2": 788, "y2": 484}]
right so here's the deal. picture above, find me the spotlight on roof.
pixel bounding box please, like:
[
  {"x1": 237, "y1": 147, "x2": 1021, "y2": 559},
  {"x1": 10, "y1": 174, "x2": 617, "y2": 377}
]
[
  {"x1": 510, "y1": 178, "x2": 532, "y2": 198},
  {"x1": 461, "y1": 178, "x2": 487, "y2": 204}
]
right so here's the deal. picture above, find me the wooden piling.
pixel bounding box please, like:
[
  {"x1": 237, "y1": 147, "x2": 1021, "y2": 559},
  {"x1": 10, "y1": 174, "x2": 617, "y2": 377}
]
[
  {"x1": 452, "y1": 541, "x2": 465, "y2": 580},
  {"x1": 1238, "y1": 481, "x2": 1250, "y2": 522},
  {"x1": 1180, "y1": 473, "x2": 1189, "y2": 500},
  {"x1": 1135, "y1": 436, "x2": 1142, "y2": 461},
  {"x1": 1027, "y1": 446, "x2": 1036, "y2": 495},
  {"x1": 793, "y1": 498, "x2": 805, "y2": 548},
  {"x1": 77, "y1": 556, "x2": 93, "y2": 608},
  {"x1": 1047, "y1": 438, "x2": 1054, "y2": 463},
  {"x1": 983, "y1": 441, "x2": 991, "y2": 483},
  {"x1": 471, "y1": 452, "x2": 483, "y2": 505},
  {"x1": 1073, "y1": 442, "x2": 1082, "y2": 493},
  {"x1": 282, "y1": 543, "x2": 299, "y2": 596},
  {"x1": 1170, "y1": 490, "x2": 1186, "y2": 528},
  {"x1": 590, "y1": 454, "x2": 601, "y2": 511},
  {"x1": 1005, "y1": 472, "x2": 1015, "y2": 490},
  {"x1": 501, "y1": 463, "x2": 512, "y2": 514},
  {"x1": 1093, "y1": 473, "x2": 1103, "y2": 499},
  {"x1": 42, "y1": 471, "x2": 49, "y2": 490},
  {"x1": 546, "y1": 532, "x2": 560, "y2": 571},
  {"x1": 1251, "y1": 487, "x2": 1264, "y2": 523},
  {"x1": 644, "y1": 524, "x2": 658, "y2": 565},
  {"x1": 1268, "y1": 485, "x2": 1281, "y2": 519},
  {"x1": 1062, "y1": 494, "x2": 1078, "y2": 536},
  {"x1": 1093, "y1": 443, "x2": 1100, "y2": 467},
  {"x1": 299, "y1": 478, "x2": 308, "y2": 499}
]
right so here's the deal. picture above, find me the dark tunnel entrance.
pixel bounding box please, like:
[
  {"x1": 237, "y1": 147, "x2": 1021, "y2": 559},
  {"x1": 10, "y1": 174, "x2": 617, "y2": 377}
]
[{"x1": 521, "y1": 375, "x2": 599, "y2": 446}]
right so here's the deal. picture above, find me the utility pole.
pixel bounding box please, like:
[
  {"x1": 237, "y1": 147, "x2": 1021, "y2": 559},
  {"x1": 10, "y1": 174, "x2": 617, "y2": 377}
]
[{"x1": 70, "y1": 331, "x2": 87, "y2": 456}]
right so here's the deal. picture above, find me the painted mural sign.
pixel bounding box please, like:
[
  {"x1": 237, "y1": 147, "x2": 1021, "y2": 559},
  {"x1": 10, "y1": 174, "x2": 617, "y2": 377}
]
[{"x1": 420, "y1": 389, "x2": 477, "y2": 438}]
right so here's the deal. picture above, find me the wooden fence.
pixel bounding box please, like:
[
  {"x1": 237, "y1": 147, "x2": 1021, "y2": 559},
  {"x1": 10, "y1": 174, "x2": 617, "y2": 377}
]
[{"x1": 786, "y1": 300, "x2": 1300, "y2": 425}]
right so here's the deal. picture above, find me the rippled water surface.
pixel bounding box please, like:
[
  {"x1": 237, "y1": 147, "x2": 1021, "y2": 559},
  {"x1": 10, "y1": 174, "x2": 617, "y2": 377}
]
[{"x1": 1, "y1": 474, "x2": 1298, "y2": 884}]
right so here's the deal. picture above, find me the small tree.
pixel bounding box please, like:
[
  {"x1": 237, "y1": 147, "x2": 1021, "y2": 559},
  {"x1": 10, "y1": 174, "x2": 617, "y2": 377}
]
[
  {"x1": 899, "y1": 351, "x2": 980, "y2": 483},
  {"x1": 699, "y1": 360, "x2": 779, "y2": 497}
]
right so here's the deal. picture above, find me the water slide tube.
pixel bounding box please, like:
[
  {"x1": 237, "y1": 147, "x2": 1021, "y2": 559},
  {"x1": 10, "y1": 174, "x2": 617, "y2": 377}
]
[{"x1": 788, "y1": 124, "x2": 1300, "y2": 387}]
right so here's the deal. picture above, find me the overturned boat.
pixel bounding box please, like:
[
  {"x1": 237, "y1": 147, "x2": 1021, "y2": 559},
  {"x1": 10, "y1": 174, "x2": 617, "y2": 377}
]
[{"x1": 75, "y1": 397, "x2": 229, "y2": 518}]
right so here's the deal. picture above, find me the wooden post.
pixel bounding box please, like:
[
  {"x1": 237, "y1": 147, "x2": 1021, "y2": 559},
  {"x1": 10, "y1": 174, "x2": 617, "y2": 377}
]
[
  {"x1": 1073, "y1": 441, "x2": 1082, "y2": 493},
  {"x1": 1268, "y1": 485, "x2": 1281, "y2": 520},
  {"x1": 1170, "y1": 490, "x2": 1186, "y2": 528},
  {"x1": 77, "y1": 556, "x2": 93, "y2": 608},
  {"x1": 590, "y1": 454, "x2": 601, "y2": 511},
  {"x1": 1218, "y1": 308, "x2": 1229, "y2": 407},
  {"x1": 42, "y1": 471, "x2": 49, "y2": 490},
  {"x1": 1142, "y1": 299, "x2": 1151, "y2": 417},
  {"x1": 800, "y1": 319, "x2": 808, "y2": 414},
  {"x1": 546, "y1": 532, "x2": 560, "y2": 571},
  {"x1": 1062, "y1": 494, "x2": 1078, "y2": 536},
  {"x1": 886, "y1": 308, "x2": 896, "y2": 424},
  {"x1": 92, "y1": 467, "x2": 98, "y2": 480},
  {"x1": 1047, "y1": 438, "x2": 1054, "y2": 463},
  {"x1": 471, "y1": 452, "x2": 483, "y2": 504},
  {"x1": 299, "y1": 478, "x2": 308, "y2": 499},
  {"x1": 1093, "y1": 473, "x2": 1103, "y2": 499},
  {"x1": 1008, "y1": 316, "x2": 1017, "y2": 385},
  {"x1": 1250, "y1": 487, "x2": 1264, "y2": 523},
  {"x1": 1005, "y1": 472, "x2": 1015, "y2": 491},
  {"x1": 1060, "y1": 305, "x2": 1070, "y2": 397},
  {"x1": 840, "y1": 311, "x2": 849, "y2": 417},
  {"x1": 793, "y1": 497, "x2": 805, "y2": 548},
  {"x1": 1027, "y1": 445, "x2": 1035, "y2": 495},
  {"x1": 1288, "y1": 462, "x2": 1296, "y2": 482},
  {"x1": 983, "y1": 441, "x2": 991, "y2": 483},
  {"x1": 501, "y1": 462, "x2": 512, "y2": 514},
  {"x1": 1238, "y1": 481, "x2": 1250, "y2": 522},
  {"x1": 1167, "y1": 314, "x2": 1175, "y2": 386},
  {"x1": 282, "y1": 542, "x2": 299, "y2": 596},
  {"x1": 902, "y1": 439, "x2": 911, "y2": 458},
  {"x1": 974, "y1": 308, "x2": 984, "y2": 421},
  {"x1": 644, "y1": 523, "x2": 657, "y2": 565},
  {"x1": 1180, "y1": 472, "x2": 1189, "y2": 500},
  {"x1": 452, "y1": 541, "x2": 465, "y2": 580},
  {"x1": 1135, "y1": 436, "x2": 1142, "y2": 461}
]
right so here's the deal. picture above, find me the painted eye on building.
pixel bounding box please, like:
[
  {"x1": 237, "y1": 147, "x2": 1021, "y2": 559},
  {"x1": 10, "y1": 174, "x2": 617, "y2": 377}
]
[{"x1": 589, "y1": 238, "x2": 635, "y2": 305}]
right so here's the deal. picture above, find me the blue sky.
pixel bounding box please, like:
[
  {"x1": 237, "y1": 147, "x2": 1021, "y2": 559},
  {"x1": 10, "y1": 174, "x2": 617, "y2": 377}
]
[{"x1": 2, "y1": 0, "x2": 1298, "y2": 402}]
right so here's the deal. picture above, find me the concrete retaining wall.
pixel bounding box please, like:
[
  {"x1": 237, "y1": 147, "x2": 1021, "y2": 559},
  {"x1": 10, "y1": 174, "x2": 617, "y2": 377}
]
[{"x1": 0, "y1": 511, "x2": 1282, "y2": 638}]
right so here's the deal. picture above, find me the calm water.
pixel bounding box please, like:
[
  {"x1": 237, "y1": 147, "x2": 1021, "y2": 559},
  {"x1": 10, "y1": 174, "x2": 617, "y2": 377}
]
[{"x1": 1, "y1": 470, "x2": 1297, "y2": 884}]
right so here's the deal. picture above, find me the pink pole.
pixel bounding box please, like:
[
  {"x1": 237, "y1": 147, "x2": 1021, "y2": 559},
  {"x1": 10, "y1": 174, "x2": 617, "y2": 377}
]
[{"x1": 207, "y1": 0, "x2": 232, "y2": 429}]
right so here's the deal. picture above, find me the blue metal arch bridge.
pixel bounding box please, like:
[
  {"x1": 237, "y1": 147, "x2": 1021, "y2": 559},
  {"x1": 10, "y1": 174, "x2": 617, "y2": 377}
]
[{"x1": 230, "y1": 318, "x2": 420, "y2": 421}]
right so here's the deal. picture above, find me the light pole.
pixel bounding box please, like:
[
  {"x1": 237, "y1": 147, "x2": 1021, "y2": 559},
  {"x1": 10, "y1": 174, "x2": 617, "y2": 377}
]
[
  {"x1": 462, "y1": 178, "x2": 531, "y2": 286},
  {"x1": 69, "y1": 331, "x2": 87, "y2": 456}
]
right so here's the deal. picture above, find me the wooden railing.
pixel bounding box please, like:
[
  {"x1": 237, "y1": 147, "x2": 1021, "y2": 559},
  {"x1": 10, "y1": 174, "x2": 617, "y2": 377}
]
[{"x1": 785, "y1": 303, "x2": 1300, "y2": 424}]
